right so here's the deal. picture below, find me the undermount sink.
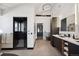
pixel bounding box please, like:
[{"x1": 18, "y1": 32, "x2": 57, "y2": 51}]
[
  {"x1": 59, "y1": 35, "x2": 68, "y2": 38},
  {"x1": 75, "y1": 40, "x2": 79, "y2": 42},
  {"x1": 59, "y1": 35, "x2": 65, "y2": 37},
  {"x1": 75, "y1": 38, "x2": 79, "y2": 40},
  {"x1": 74, "y1": 38, "x2": 79, "y2": 42}
]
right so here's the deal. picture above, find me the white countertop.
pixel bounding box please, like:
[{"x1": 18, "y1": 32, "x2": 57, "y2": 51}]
[{"x1": 53, "y1": 35, "x2": 79, "y2": 46}]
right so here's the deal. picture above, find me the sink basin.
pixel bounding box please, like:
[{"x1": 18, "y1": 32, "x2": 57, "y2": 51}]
[
  {"x1": 59, "y1": 35, "x2": 66, "y2": 37},
  {"x1": 75, "y1": 40, "x2": 79, "y2": 42},
  {"x1": 74, "y1": 38, "x2": 79, "y2": 42},
  {"x1": 75, "y1": 38, "x2": 79, "y2": 40},
  {"x1": 59, "y1": 36, "x2": 65, "y2": 37}
]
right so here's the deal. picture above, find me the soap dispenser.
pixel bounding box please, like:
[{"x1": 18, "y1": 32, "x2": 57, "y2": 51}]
[
  {"x1": 73, "y1": 34, "x2": 75, "y2": 39},
  {"x1": 68, "y1": 34, "x2": 70, "y2": 37}
]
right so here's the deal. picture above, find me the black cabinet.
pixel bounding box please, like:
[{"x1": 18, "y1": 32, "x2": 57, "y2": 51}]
[
  {"x1": 51, "y1": 36, "x2": 79, "y2": 56},
  {"x1": 51, "y1": 36, "x2": 55, "y2": 47},
  {"x1": 51, "y1": 36, "x2": 64, "y2": 54},
  {"x1": 68, "y1": 42, "x2": 79, "y2": 56}
]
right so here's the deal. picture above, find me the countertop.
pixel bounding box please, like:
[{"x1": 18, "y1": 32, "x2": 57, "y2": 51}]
[{"x1": 53, "y1": 35, "x2": 79, "y2": 46}]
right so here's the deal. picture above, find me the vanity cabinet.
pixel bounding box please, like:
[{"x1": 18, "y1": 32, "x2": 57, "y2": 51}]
[
  {"x1": 51, "y1": 36, "x2": 64, "y2": 54},
  {"x1": 68, "y1": 42, "x2": 79, "y2": 56},
  {"x1": 63, "y1": 41, "x2": 79, "y2": 56},
  {"x1": 51, "y1": 36, "x2": 79, "y2": 56}
]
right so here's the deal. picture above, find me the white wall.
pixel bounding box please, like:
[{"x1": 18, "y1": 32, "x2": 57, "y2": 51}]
[
  {"x1": 0, "y1": 4, "x2": 35, "y2": 48},
  {"x1": 52, "y1": 3, "x2": 75, "y2": 36},
  {"x1": 52, "y1": 3, "x2": 75, "y2": 18},
  {"x1": 34, "y1": 4, "x2": 52, "y2": 40},
  {"x1": 75, "y1": 4, "x2": 79, "y2": 38},
  {"x1": 35, "y1": 17, "x2": 51, "y2": 40},
  {"x1": 52, "y1": 3, "x2": 75, "y2": 29},
  {"x1": 67, "y1": 14, "x2": 75, "y2": 28}
]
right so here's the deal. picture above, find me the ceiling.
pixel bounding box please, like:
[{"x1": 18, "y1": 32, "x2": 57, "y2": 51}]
[
  {"x1": 0, "y1": 3, "x2": 41, "y2": 15},
  {"x1": 0, "y1": 3, "x2": 75, "y2": 16},
  {"x1": 35, "y1": 3, "x2": 56, "y2": 15},
  {"x1": 0, "y1": 3, "x2": 19, "y2": 9},
  {"x1": 0, "y1": 3, "x2": 54, "y2": 15},
  {"x1": 0, "y1": 3, "x2": 24, "y2": 15}
]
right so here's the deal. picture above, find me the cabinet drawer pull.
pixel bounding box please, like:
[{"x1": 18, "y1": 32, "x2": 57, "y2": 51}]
[
  {"x1": 64, "y1": 52, "x2": 68, "y2": 56},
  {"x1": 64, "y1": 42, "x2": 68, "y2": 46}
]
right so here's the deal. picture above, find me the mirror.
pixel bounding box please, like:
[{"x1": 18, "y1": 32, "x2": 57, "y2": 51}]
[
  {"x1": 67, "y1": 14, "x2": 75, "y2": 32},
  {"x1": 61, "y1": 18, "x2": 67, "y2": 31},
  {"x1": 61, "y1": 14, "x2": 75, "y2": 32}
]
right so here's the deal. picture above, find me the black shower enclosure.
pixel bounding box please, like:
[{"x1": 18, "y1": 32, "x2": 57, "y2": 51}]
[{"x1": 13, "y1": 17, "x2": 27, "y2": 48}]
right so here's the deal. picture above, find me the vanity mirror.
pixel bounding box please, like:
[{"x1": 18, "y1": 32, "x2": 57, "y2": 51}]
[
  {"x1": 61, "y1": 18, "x2": 67, "y2": 31},
  {"x1": 61, "y1": 14, "x2": 75, "y2": 32},
  {"x1": 67, "y1": 14, "x2": 75, "y2": 32}
]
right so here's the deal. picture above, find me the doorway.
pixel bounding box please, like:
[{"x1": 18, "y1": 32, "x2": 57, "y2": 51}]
[
  {"x1": 37, "y1": 23, "x2": 43, "y2": 39},
  {"x1": 13, "y1": 17, "x2": 27, "y2": 48}
]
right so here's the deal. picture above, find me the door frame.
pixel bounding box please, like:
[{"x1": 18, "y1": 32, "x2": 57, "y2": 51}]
[
  {"x1": 13, "y1": 17, "x2": 27, "y2": 48},
  {"x1": 37, "y1": 23, "x2": 43, "y2": 39}
]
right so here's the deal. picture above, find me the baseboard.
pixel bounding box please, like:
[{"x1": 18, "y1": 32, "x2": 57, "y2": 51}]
[
  {"x1": 2, "y1": 40, "x2": 36, "y2": 50},
  {"x1": 27, "y1": 39, "x2": 36, "y2": 50},
  {"x1": 2, "y1": 47, "x2": 27, "y2": 50},
  {"x1": 27, "y1": 46, "x2": 34, "y2": 49},
  {"x1": 27, "y1": 48, "x2": 34, "y2": 49},
  {"x1": 1, "y1": 48, "x2": 13, "y2": 50}
]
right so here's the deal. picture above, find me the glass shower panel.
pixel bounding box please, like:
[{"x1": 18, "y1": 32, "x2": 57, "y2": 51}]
[
  {"x1": 15, "y1": 22, "x2": 18, "y2": 31},
  {"x1": 21, "y1": 22, "x2": 24, "y2": 32},
  {"x1": 19, "y1": 23, "x2": 21, "y2": 31},
  {"x1": 38, "y1": 27, "x2": 40, "y2": 32}
]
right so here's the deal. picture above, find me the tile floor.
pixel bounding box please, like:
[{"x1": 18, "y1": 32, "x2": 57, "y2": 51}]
[{"x1": 1, "y1": 39, "x2": 62, "y2": 56}]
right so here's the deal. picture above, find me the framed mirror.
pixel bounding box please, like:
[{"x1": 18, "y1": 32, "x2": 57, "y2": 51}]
[
  {"x1": 67, "y1": 14, "x2": 75, "y2": 32},
  {"x1": 61, "y1": 18, "x2": 67, "y2": 31},
  {"x1": 61, "y1": 14, "x2": 75, "y2": 32}
]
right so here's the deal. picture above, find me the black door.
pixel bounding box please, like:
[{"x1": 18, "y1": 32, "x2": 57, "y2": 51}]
[
  {"x1": 13, "y1": 17, "x2": 27, "y2": 48},
  {"x1": 37, "y1": 23, "x2": 43, "y2": 39}
]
